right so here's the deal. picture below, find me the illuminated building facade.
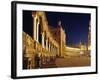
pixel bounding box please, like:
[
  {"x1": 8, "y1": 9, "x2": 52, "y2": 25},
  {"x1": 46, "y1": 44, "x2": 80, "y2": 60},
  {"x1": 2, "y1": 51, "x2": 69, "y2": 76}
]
[
  {"x1": 23, "y1": 11, "x2": 66, "y2": 69},
  {"x1": 23, "y1": 11, "x2": 90, "y2": 69}
]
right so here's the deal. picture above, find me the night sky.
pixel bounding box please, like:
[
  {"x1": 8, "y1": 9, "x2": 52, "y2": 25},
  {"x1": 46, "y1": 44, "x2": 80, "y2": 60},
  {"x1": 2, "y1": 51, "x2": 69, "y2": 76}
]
[{"x1": 23, "y1": 11, "x2": 90, "y2": 46}]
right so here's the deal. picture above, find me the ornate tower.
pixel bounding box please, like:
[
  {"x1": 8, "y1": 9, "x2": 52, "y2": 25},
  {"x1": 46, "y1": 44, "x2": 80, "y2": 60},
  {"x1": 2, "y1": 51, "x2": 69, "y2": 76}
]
[
  {"x1": 88, "y1": 21, "x2": 91, "y2": 50},
  {"x1": 57, "y1": 21, "x2": 66, "y2": 57}
]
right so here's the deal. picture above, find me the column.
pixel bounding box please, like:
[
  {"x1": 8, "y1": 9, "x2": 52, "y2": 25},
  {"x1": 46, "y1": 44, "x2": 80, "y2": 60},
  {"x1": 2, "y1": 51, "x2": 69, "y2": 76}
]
[
  {"x1": 46, "y1": 38, "x2": 48, "y2": 50},
  {"x1": 51, "y1": 44, "x2": 53, "y2": 53},
  {"x1": 42, "y1": 32, "x2": 44, "y2": 48},
  {"x1": 36, "y1": 20, "x2": 39, "y2": 42},
  {"x1": 44, "y1": 33, "x2": 47, "y2": 48},
  {"x1": 48, "y1": 40, "x2": 50, "y2": 52},
  {"x1": 53, "y1": 45, "x2": 54, "y2": 54},
  {"x1": 50, "y1": 43, "x2": 52, "y2": 52},
  {"x1": 33, "y1": 16, "x2": 37, "y2": 41},
  {"x1": 54, "y1": 46, "x2": 55, "y2": 54}
]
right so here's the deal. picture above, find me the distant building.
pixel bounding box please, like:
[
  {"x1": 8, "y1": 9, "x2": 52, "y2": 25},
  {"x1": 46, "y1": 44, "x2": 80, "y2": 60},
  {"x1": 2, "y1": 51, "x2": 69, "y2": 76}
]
[{"x1": 88, "y1": 21, "x2": 91, "y2": 50}]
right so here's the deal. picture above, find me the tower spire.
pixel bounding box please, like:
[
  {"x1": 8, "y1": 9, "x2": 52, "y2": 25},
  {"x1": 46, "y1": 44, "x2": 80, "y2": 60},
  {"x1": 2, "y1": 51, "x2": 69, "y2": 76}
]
[{"x1": 58, "y1": 20, "x2": 62, "y2": 27}]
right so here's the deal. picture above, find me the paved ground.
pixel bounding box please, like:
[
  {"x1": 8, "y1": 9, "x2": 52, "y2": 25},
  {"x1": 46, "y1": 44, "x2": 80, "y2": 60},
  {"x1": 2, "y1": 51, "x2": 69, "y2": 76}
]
[
  {"x1": 41, "y1": 61, "x2": 57, "y2": 68},
  {"x1": 55, "y1": 56, "x2": 91, "y2": 67},
  {"x1": 41, "y1": 56, "x2": 91, "y2": 68}
]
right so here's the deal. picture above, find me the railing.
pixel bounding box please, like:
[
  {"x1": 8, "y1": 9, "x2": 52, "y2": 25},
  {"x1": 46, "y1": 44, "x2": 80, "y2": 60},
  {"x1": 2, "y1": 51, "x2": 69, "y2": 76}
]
[
  {"x1": 23, "y1": 32, "x2": 34, "y2": 54},
  {"x1": 23, "y1": 32, "x2": 58, "y2": 68}
]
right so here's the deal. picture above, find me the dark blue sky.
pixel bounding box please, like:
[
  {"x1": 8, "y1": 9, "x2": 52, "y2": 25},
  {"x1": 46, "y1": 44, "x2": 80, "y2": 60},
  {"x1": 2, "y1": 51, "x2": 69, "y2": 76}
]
[
  {"x1": 46, "y1": 12, "x2": 90, "y2": 46},
  {"x1": 23, "y1": 11, "x2": 90, "y2": 46}
]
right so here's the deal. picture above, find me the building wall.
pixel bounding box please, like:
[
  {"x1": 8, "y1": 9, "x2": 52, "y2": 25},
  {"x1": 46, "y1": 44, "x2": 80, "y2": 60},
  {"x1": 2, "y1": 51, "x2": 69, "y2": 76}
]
[
  {"x1": 49, "y1": 23, "x2": 66, "y2": 57},
  {"x1": 23, "y1": 11, "x2": 62, "y2": 69},
  {"x1": 23, "y1": 32, "x2": 35, "y2": 69},
  {"x1": 65, "y1": 47, "x2": 81, "y2": 56}
]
